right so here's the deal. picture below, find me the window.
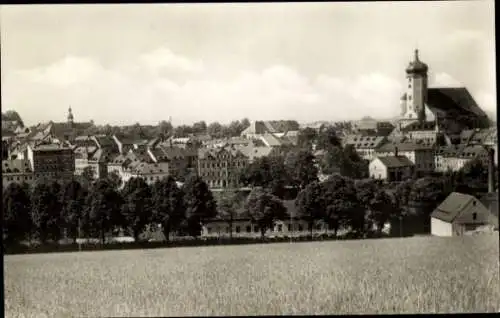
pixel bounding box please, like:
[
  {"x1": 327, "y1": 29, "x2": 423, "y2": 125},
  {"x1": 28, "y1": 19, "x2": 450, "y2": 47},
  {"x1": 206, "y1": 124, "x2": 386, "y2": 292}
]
[
  {"x1": 254, "y1": 226, "x2": 259, "y2": 233},
  {"x1": 277, "y1": 224, "x2": 283, "y2": 232},
  {"x1": 472, "y1": 213, "x2": 477, "y2": 221},
  {"x1": 298, "y1": 225, "x2": 303, "y2": 232},
  {"x1": 235, "y1": 226, "x2": 241, "y2": 233},
  {"x1": 226, "y1": 227, "x2": 230, "y2": 234},
  {"x1": 246, "y1": 226, "x2": 251, "y2": 233},
  {"x1": 207, "y1": 227, "x2": 212, "y2": 233},
  {"x1": 472, "y1": 201, "x2": 476, "y2": 207},
  {"x1": 288, "y1": 224, "x2": 292, "y2": 231}
]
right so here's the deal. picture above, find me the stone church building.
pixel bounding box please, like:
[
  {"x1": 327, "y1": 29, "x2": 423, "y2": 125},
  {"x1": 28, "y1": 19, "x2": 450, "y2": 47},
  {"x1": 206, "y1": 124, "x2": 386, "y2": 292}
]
[{"x1": 393, "y1": 49, "x2": 491, "y2": 145}]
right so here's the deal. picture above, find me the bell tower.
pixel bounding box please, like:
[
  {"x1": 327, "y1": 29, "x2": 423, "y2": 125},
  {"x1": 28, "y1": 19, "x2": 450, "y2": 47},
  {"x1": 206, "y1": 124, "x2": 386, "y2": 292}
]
[
  {"x1": 67, "y1": 106, "x2": 74, "y2": 128},
  {"x1": 405, "y1": 49, "x2": 428, "y2": 124}
]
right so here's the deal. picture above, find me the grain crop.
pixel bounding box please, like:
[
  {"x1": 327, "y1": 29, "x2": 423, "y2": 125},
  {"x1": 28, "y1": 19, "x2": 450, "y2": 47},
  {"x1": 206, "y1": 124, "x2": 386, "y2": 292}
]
[{"x1": 4, "y1": 233, "x2": 499, "y2": 317}]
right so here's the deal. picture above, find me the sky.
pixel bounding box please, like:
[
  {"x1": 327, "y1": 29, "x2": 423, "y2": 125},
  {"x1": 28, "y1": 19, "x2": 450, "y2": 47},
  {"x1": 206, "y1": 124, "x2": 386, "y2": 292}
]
[{"x1": 0, "y1": 1, "x2": 496, "y2": 126}]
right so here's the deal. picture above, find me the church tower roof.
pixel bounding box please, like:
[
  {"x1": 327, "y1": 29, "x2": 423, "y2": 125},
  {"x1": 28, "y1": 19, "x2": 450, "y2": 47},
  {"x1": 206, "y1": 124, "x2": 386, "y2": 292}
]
[
  {"x1": 406, "y1": 49, "x2": 428, "y2": 74},
  {"x1": 67, "y1": 106, "x2": 74, "y2": 123}
]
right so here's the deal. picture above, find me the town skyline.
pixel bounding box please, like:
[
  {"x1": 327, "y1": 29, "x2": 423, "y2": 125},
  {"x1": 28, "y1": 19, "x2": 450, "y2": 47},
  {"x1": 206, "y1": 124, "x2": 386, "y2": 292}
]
[{"x1": 1, "y1": 1, "x2": 496, "y2": 127}]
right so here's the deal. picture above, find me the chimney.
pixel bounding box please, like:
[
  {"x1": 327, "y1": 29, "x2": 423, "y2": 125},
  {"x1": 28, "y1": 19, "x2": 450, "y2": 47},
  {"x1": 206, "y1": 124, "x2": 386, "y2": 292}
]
[
  {"x1": 394, "y1": 146, "x2": 399, "y2": 157},
  {"x1": 488, "y1": 147, "x2": 495, "y2": 193}
]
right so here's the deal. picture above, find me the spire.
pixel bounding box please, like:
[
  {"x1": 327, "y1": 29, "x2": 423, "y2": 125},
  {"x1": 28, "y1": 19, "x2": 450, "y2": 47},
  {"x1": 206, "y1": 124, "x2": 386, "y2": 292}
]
[{"x1": 414, "y1": 48, "x2": 419, "y2": 61}]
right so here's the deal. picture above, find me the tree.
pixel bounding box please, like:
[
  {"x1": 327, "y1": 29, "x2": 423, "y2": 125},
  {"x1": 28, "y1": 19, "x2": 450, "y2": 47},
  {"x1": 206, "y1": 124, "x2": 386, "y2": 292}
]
[
  {"x1": 321, "y1": 174, "x2": 362, "y2": 236},
  {"x1": 297, "y1": 127, "x2": 317, "y2": 149},
  {"x1": 3, "y1": 183, "x2": 32, "y2": 245},
  {"x1": 320, "y1": 146, "x2": 344, "y2": 175},
  {"x1": 207, "y1": 122, "x2": 224, "y2": 139},
  {"x1": 295, "y1": 181, "x2": 324, "y2": 238},
  {"x1": 121, "y1": 177, "x2": 152, "y2": 242},
  {"x1": 368, "y1": 190, "x2": 394, "y2": 234},
  {"x1": 60, "y1": 179, "x2": 88, "y2": 243},
  {"x1": 151, "y1": 176, "x2": 185, "y2": 242},
  {"x1": 192, "y1": 121, "x2": 207, "y2": 134},
  {"x1": 316, "y1": 126, "x2": 341, "y2": 151},
  {"x1": 86, "y1": 179, "x2": 124, "y2": 244},
  {"x1": 107, "y1": 171, "x2": 123, "y2": 190},
  {"x1": 158, "y1": 120, "x2": 173, "y2": 136},
  {"x1": 182, "y1": 175, "x2": 217, "y2": 237},
  {"x1": 81, "y1": 166, "x2": 95, "y2": 188},
  {"x1": 409, "y1": 177, "x2": 449, "y2": 216},
  {"x1": 217, "y1": 190, "x2": 243, "y2": 239},
  {"x1": 285, "y1": 149, "x2": 318, "y2": 190},
  {"x1": 30, "y1": 181, "x2": 62, "y2": 243},
  {"x1": 244, "y1": 188, "x2": 287, "y2": 238}
]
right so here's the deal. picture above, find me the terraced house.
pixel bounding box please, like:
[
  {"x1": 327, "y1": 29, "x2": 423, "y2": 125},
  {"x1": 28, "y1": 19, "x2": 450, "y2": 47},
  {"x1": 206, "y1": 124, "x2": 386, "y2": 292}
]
[
  {"x1": 434, "y1": 145, "x2": 490, "y2": 173},
  {"x1": 342, "y1": 134, "x2": 387, "y2": 161},
  {"x1": 147, "y1": 145, "x2": 197, "y2": 178},
  {"x1": 121, "y1": 162, "x2": 170, "y2": 185},
  {"x1": 197, "y1": 146, "x2": 249, "y2": 189},
  {"x1": 2, "y1": 159, "x2": 34, "y2": 188}
]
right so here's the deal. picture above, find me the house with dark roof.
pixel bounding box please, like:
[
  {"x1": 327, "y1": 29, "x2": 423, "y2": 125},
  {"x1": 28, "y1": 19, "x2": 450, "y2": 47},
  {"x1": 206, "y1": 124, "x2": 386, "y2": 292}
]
[
  {"x1": 369, "y1": 155, "x2": 414, "y2": 182},
  {"x1": 430, "y1": 192, "x2": 495, "y2": 236},
  {"x1": 434, "y1": 144, "x2": 489, "y2": 173},
  {"x1": 375, "y1": 141, "x2": 435, "y2": 176},
  {"x1": 342, "y1": 134, "x2": 387, "y2": 161}
]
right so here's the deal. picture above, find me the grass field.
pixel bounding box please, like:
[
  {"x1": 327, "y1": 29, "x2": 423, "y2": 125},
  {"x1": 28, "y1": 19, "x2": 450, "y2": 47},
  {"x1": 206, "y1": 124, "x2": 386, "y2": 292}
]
[{"x1": 5, "y1": 233, "x2": 500, "y2": 316}]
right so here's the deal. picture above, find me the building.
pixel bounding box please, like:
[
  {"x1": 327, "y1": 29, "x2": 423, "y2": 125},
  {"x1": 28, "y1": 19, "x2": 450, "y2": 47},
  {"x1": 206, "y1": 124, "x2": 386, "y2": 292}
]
[
  {"x1": 434, "y1": 145, "x2": 489, "y2": 173},
  {"x1": 121, "y1": 162, "x2": 170, "y2": 185},
  {"x1": 27, "y1": 143, "x2": 75, "y2": 181},
  {"x1": 197, "y1": 146, "x2": 249, "y2": 189},
  {"x1": 147, "y1": 145, "x2": 198, "y2": 178},
  {"x1": 375, "y1": 141, "x2": 435, "y2": 176},
  {"x1": 342, "y1": 134, "x2": 387, "y2": 161},
  {"x1": 2, "y1": 159, "x2": 34, "y2": 188},
  {"x1": 74, "y1": 145, "x2": 98, "y2": 176},
  {"x1": 240, "y1": 120, "x2": 299, "y2": 139},
  {"x1": 430, "y1": 192, "x2": 494, "y2": 236},
  {"x1": 29, "y1": 107, "x2": 94, "y2": 143},
  {"x1": 397, "y1": 49, "x2": 490, "y2": 139},
  {"x1": 352, "y1": 117, "x2": 395, "y2": 136},
  {"x1": 369, "y1": 155, "x2": 414, "y2": 182}
]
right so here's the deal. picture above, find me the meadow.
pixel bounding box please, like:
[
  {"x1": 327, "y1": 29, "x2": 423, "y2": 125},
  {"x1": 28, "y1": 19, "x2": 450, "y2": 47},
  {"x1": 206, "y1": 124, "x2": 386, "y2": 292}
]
[{"x1": 4, "y1": 233, "x2": 499, "y2": 317}]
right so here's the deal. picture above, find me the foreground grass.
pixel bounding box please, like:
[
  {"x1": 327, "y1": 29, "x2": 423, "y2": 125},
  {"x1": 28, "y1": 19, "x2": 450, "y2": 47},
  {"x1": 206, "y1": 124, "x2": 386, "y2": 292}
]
[{"x1": 5, "y1": 233, "x2": 499, "y2": 316}]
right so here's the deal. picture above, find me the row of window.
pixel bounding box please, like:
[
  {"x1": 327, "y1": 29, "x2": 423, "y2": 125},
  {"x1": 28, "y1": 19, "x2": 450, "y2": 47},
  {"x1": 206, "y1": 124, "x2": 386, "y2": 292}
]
[
  {"x1": 199, "y1": 161, "x2": 246, "y2": 169},
  {"x1": 3, "y1": 175, "x2": 33, "y2": 181},
  {"x1": 206, "y1": 223, "x2": 333, "y2": 234}
]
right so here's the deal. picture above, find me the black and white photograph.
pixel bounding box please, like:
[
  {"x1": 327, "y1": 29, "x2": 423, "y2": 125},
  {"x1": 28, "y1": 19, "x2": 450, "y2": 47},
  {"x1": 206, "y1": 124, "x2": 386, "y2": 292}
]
[{"x1": 1, "y1": 1, "x2": 498, "y2": 316}]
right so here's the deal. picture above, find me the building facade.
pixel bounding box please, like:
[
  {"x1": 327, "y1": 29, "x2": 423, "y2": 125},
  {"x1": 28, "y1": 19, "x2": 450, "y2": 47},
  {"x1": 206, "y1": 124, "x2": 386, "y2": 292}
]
[
  {"x1": 197, "y1": 147, "x2": 249, "y2": 189},
  {"x1": 2, "y1": 159, "x2": 34, "y2": 188},
  {"x1": 27, "y1": 143, "x2": 75, "y2": 181}
]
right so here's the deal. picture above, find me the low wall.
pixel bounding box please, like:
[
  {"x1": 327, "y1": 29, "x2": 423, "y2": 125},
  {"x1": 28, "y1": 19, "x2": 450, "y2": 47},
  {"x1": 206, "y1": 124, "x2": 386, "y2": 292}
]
[{"x1": 3, "y1": 232, "x2": 392, "y2": 255}]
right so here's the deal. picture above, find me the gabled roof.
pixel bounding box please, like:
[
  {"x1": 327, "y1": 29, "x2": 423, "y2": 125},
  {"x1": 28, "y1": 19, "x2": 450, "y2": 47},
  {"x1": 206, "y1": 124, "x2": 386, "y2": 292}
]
[
  {"x1": 431, "y1": 192, "x2": 480, "y2": 223},
  {"x1": 376, "y1": 141, "x2": 434, "y2": 153},
  {"x1": 426, "y1": 87, "x2": 489, "y2": 119},
  {"x1": 343, "y1": 134, "x2": 386, "y2": 149},
  {"x1": 259, "y1": 133, "x2": 283, "y2": 147},
  {"x1": 375, "y1": 155, "x2": 414, "y2": 168}
]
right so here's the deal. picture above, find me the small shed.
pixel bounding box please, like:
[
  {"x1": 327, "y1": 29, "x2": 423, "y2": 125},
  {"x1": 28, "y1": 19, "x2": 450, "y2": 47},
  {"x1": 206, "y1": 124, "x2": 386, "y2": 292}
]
[{"x1": 431, "y1": 192, "x2": 492, "y2": 236}]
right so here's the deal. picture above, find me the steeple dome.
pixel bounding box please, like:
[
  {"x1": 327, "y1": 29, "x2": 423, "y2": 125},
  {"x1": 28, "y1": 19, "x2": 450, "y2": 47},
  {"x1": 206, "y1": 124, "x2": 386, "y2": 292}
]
[
  {"x1": 406, "y1": 49, "x2": 428, "y2": 74},
  {"x1": 67, "y1": 106, "x2": 74, "y2": 123}
]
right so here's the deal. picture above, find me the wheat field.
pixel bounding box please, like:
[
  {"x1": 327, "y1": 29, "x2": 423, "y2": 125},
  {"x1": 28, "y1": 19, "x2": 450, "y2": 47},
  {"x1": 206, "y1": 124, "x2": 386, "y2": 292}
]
[{"x1": 4, "y1": 233, "x2": 499, "y2": 317}]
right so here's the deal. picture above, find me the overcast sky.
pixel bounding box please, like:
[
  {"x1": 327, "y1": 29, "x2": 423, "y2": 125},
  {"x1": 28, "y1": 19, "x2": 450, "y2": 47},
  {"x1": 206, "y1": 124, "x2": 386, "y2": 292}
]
[{"x1": 1, "y1": 2, "x2": 496, "y2": 126}]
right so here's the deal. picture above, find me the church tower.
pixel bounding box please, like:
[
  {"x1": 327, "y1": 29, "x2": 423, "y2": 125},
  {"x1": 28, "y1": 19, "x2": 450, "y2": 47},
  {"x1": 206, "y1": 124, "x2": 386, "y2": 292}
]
[
  {"x1": 67, "y1": 106, "x2": 74, "y2": 127},
  {"x1": 404, "y1": 49, "x2": 428, "y2": 124}
]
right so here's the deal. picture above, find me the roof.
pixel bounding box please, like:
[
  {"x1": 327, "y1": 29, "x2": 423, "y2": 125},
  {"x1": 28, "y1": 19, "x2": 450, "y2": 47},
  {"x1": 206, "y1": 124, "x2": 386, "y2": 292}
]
[
  {"x1": 32, "y1": 143, "x2": 72, "y2": 152},
  {"x1": 127, "y1": 162, "x2": 170, "y2": 175},
  {"x1": 376, "y1": 141, "x2": 434, "y2": 153},
  {"x1": 235, "y1": 145, "x2": 273, "y2": 161},
  {"x1": 431, "y1": 192, "x2": 478, "y2": 223},
  {"x1": 342, "y1": 134, "x2": 386, "y2": 149},
  {"x1": 426, "y1": 87, "x2": 488, "y2": 121},
  {"x1": 375, "y1": 156, "x2": 414, "y2": 168},
  {"x1": 259, "y1": 133, "x2": 283, "y2": 147},
  {"x1": 406, "y1": 49, "x2": 428, "y2": 74},
  {"x1": 241, "y1": 121, "x2": 270, "y2": 135},
  {"x1": 2, "y1": 159, "x2": 32, "y2": 174}
]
